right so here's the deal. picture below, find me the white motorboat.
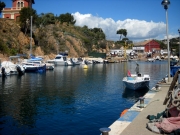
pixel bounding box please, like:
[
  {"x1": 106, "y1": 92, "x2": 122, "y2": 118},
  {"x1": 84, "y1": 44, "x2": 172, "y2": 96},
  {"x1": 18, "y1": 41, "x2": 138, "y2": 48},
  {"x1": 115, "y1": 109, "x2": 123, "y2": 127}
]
[
  {"x1": 147, "y1": 58, "x2": 155, "y2": 62},
  {"x1": 155, "y1": 56, "x2": 162, "y2": 61},
  {"x1": 1, "y1": 60, "x2": 25, "y2": 76},
  {"x1": 47, "y1": 54, "x2": 73, "y2": 66},
  {"x1": 70, "y1": 58, "x2": 82, "y2": 65},
  {"x1": 122, "y1": 73, "x2": 150, "y2": 90},
  {"x1": 45, "y1": 63, "x2": 55, "y2": 70}
]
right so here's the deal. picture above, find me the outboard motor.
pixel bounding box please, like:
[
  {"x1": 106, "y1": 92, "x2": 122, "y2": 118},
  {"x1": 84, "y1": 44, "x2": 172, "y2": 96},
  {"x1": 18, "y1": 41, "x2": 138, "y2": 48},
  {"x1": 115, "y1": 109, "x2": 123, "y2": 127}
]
[
  {"x1": 1, "y1": 67, "x2": 6, "y2": 77},
  {"x1": 16, "y1": 65, "x2": 24, "y2": 75}
]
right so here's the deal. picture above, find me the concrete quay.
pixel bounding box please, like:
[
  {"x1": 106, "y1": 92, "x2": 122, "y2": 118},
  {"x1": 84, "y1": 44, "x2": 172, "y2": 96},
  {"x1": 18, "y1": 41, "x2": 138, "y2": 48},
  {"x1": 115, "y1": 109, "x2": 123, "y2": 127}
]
[{"x1": 107, "y1": 79, "x2": 173, "y2": 135}]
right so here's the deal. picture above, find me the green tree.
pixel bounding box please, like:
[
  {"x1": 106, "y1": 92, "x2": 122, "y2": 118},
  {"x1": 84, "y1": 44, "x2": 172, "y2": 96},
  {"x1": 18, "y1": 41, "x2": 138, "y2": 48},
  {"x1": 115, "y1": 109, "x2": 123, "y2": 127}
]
[
  {"x1": 155, "y1": 39, "x2": 166, "y2": 49},
  {"x1": 0, "y1": 1, "x2": 5, "y2": 14},
  {"x1": 116, "y1": 29, "x2": 127, "y2": 41},
  {"x1": 19, "y1": 7, "x2": 38, "y2": 34},
  {"x1": 58, "y1": 13, "x2": 76, "y2": 25},
  {"x1": 122, "y1": 38, "x2": 129, "y2": 41},
  {"x1": 36, "y1": 13, "x2": 56, "y2": 27}
]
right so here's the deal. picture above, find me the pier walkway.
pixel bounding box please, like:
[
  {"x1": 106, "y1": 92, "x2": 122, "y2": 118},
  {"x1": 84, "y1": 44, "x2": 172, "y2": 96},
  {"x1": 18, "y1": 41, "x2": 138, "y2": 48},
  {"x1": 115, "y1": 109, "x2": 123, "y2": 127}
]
[{"x1": 108, "y1": 79, "x2": 173, "y2": 135}]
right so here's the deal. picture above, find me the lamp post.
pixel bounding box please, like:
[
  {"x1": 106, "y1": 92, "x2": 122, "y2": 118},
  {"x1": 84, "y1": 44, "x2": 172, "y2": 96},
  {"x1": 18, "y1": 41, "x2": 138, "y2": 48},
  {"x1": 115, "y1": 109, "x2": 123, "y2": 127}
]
[
  {"x1": 178, "y1": 29, "x2": 180, "y2": 59},
  {"x1": 161, "y1": 0, "x2": 170, "y2": 82}
]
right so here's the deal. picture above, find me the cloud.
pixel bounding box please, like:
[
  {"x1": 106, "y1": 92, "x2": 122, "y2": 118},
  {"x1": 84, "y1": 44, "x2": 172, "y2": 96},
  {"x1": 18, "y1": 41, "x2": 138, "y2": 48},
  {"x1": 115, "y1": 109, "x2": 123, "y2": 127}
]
[
  {"x1": 72, "y1": 12, "x2": 168, "y2": 41},
  {"x1": 164, "y1": 34, "x2": 179, "y2": 40}
]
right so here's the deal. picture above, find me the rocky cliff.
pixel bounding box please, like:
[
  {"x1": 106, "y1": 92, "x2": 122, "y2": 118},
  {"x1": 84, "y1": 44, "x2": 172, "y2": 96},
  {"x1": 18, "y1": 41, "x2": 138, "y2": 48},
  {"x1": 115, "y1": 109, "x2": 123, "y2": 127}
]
[{"x1": 0, "y1": 19, "x2": 113, "y2": 60}]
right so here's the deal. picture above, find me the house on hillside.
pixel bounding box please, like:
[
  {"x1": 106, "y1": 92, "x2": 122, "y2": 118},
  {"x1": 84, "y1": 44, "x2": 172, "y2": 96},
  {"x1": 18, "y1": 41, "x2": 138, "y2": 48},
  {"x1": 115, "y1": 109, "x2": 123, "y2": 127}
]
[
  {"x1": 2, "y1": 0, "x2": 35, "y2": 21},
  {"x1": 133, "y1": 39, "x2": 161, "y2": 53}
]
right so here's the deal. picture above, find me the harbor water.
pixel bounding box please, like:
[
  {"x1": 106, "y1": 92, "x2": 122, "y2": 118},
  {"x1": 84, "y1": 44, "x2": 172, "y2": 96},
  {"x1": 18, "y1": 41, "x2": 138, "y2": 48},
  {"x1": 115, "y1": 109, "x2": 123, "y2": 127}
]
[{"x1": 0, "y1": 61, "x2": 168, "y2": 135}]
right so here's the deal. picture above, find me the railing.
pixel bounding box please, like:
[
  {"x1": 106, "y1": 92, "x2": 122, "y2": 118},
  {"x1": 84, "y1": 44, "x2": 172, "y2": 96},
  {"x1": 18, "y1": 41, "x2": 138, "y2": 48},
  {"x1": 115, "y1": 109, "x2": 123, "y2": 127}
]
[{"x1": 3, "y1": 7, "x2": 22, "y2": 11}]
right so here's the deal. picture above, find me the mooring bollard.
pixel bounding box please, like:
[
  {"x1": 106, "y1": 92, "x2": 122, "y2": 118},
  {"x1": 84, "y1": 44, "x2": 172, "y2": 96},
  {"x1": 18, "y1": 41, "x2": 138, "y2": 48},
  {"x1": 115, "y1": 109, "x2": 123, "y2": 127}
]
[
  {"x1": 139, "y1": 97, "x2": 145, "y2": 108},
  {"x1": 99, "y1": 127, "x2": 111, "y2": 135},
  {"x1": 155, "y1": 84, "x2": 159, "y2": 90}
]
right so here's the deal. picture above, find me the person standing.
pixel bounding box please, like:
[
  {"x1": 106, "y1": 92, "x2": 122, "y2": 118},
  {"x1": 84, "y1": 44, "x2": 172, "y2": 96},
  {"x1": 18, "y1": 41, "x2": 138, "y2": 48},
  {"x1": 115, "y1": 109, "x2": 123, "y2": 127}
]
[{"x1": 135, "y1": 63, "x2": 139, "y2": 75}]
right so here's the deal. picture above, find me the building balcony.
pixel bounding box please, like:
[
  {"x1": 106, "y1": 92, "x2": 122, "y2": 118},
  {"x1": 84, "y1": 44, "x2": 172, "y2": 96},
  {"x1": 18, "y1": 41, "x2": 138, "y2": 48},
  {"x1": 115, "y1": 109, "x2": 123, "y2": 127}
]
[{"x1": 3, "y1": 7, "x2": 22, "y2": 11}]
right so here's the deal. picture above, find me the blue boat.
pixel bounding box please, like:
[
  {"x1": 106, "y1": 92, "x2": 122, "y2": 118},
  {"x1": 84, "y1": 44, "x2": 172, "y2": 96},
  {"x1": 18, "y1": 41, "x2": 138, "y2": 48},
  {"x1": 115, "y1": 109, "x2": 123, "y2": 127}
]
[
  {"x1": 22, "y1": 56, "x2": 46, "y2": 73},
  {"x1": 170, "y1": 66, "x2": 180, "y2": 77}
]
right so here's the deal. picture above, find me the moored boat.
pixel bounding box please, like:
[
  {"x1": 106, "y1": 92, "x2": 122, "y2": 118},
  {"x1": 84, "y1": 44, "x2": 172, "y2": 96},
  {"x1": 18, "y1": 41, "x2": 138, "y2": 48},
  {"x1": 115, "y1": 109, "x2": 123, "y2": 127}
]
[
  {"x1": 122, "y1": 64, "x2": 150, "y2": 90},
  {"x1": 147, "y1": 58, "x2": 155, "y2": 62},
  {"x1": 22, "y1": 57, "x2": 46, "y2": 73},
  {"x1": 47, "y1": 54, "x2": 69, "y2": 66},
  {"x1": 22, "y1": 62, "x2": 46, "y2": 73},
  {"x1": 122, "y1": 74, "x2": 150, "y2": 90},
  {"x1": 1, "y1": 59, "x2": 25, "y2": 76}
]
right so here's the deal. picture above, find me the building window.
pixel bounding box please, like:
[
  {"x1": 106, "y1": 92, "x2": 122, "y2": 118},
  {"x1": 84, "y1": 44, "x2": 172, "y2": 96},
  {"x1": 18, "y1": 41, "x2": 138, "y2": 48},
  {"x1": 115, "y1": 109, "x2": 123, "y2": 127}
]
[
  {"x1": 17, "y1": 1, "x2": 24, "y2": 8},
  {"x1": 21, "y1": 2, "x2": 24, "y2": 8},
  {"x1": 17, "y1": 2, "x2": 20, "y2": 8}
]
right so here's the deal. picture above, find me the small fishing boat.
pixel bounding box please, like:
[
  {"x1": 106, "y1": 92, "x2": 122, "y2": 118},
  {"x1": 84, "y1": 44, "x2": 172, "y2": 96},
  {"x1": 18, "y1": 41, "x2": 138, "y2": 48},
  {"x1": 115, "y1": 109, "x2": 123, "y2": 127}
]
[
  {"x1": 122, "y1": 64, "x2": 150, "y2": 90},
  {"x1": 122, "y1": 74, "x2": 150, "y2": 90}
]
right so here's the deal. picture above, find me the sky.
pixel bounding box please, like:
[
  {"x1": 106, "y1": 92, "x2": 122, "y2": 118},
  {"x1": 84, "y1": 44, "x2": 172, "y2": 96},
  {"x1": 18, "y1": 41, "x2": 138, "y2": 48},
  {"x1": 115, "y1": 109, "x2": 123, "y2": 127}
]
[{"x1": 2, "y1": 0, "x2": 180, "y2": 42}]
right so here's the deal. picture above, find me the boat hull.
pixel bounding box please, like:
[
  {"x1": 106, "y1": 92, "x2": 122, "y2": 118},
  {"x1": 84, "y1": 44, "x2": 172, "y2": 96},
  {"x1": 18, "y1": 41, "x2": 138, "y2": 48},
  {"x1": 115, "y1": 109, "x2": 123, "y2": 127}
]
[
  {"x1": 122, "y1": 75, "x2": 150, "y2": 90},
  {"x1": 123, "y1": 80, "x2": 149, "y2": 90},
  {"x1": 47, "y1": 61, "x2": 67, "y2": 66},
  {"x1": 23, "y1": 65, "x2": 46, "y2": 73}
]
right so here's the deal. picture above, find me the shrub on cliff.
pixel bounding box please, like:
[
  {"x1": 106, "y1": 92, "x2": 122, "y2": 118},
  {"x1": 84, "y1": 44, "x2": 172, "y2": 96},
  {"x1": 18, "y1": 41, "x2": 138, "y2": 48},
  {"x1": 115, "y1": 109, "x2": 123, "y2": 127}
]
[{"x1": 0, "y1": 39, "x2": 10, "y2": 55}]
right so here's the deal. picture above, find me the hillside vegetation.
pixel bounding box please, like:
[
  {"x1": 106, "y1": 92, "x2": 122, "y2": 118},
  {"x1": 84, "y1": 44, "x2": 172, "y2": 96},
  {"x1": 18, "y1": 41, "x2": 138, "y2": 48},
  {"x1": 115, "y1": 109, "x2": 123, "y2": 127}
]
[{"x1": 0, "y1": 18, "x2": 116, "y2": 60}]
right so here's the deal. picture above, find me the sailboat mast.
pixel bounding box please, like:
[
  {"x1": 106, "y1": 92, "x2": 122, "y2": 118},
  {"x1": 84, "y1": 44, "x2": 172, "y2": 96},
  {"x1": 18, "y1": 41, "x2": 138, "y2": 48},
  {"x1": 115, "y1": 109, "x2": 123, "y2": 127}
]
[{"x1": 30, "y1": 16, "x2": 32, "y2": 56}]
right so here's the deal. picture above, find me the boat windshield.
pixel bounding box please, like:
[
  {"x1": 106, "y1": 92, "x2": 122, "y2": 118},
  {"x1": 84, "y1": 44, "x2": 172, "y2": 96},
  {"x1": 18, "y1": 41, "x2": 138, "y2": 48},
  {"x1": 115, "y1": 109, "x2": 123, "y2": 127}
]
[{"x1": 55, "y1": 56, "x2": 62, "y2": 59}]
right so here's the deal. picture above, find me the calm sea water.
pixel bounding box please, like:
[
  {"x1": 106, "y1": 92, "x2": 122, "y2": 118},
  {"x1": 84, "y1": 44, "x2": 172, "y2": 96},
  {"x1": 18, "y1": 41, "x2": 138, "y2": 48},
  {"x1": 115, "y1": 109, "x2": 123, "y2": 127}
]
[{"x1": 0, "y1": 61, "x2": 168, "y2": 135}]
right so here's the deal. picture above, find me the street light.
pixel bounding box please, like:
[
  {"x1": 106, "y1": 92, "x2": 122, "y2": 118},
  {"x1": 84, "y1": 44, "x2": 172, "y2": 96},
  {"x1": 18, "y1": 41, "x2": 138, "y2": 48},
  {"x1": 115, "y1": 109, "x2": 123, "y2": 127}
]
[
  {"x1": 178, "y1": 29, "x2": 180, "y2": 59},
  {"x1": 161, "y1": 0, "x2": 170, "y2": 82}
]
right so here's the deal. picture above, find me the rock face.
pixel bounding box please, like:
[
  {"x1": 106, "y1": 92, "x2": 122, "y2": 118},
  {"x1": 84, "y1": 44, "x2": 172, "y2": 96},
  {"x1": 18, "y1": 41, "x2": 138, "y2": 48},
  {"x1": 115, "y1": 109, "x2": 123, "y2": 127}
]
[{"x1": 0, "y1": 19, "x2": 112, "y2": 60}]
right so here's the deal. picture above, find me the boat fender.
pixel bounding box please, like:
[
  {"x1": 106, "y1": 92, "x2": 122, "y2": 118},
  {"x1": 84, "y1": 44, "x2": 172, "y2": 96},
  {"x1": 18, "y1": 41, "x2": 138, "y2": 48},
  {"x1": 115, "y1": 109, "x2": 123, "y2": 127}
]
[{"x1": 120, "y1": 109, "x2": 128, "y2": 117}]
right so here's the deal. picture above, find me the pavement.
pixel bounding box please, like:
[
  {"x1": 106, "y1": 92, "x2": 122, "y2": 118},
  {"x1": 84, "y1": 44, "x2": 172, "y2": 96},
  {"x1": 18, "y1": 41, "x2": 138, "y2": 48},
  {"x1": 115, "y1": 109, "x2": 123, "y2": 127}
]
[{"x1": 107, "y1": 78, "x2": 173, "y2": 135}]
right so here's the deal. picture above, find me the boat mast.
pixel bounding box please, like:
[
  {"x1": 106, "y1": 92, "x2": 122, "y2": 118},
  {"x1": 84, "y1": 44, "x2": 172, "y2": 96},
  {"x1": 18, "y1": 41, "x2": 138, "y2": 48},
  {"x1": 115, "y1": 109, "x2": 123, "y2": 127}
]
[{"x1": 30, "y1": 16, "x2": 32, "y2": 56}]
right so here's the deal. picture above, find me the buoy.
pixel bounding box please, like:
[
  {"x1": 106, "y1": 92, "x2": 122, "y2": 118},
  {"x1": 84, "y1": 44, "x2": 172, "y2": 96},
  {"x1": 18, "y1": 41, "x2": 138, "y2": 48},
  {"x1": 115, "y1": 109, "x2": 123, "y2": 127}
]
[
  {"x1": 83, "y1": 65, "x2": 88, "y2": 69},
  {"x1": 120, "y1": 109, "x2": 128, "y2": 117}
]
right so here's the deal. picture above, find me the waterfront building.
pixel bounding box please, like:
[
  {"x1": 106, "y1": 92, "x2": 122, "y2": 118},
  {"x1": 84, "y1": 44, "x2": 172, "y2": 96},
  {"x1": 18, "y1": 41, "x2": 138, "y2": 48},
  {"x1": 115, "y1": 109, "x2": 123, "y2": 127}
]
[
  {"x1": 109, "y1": 49, "x2": 132, "y2": 57},
  {"x1": 2, "y1": 0, "x2": 35, "y2": 21},
  {"x1": 133, "y1": 40, "x2": 160, "y2": 53}
]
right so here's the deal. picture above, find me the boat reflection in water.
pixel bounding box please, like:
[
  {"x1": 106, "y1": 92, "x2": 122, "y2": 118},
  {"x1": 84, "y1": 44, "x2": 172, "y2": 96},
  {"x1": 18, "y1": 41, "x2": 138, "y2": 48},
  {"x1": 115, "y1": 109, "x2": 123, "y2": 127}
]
[{"x1": 122, "y1": 87, "x2": 149, "y2": 102}]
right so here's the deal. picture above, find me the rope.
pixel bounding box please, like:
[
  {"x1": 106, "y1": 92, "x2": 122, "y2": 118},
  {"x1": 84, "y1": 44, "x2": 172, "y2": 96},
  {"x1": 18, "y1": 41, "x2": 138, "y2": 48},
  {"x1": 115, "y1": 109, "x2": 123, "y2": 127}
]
[
  {"x1": 167, "y1": 86, "x2": 180, "y2": 111},
  {"x1": 145, "y1": 99, "x2": 160, "y2": 108}
]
